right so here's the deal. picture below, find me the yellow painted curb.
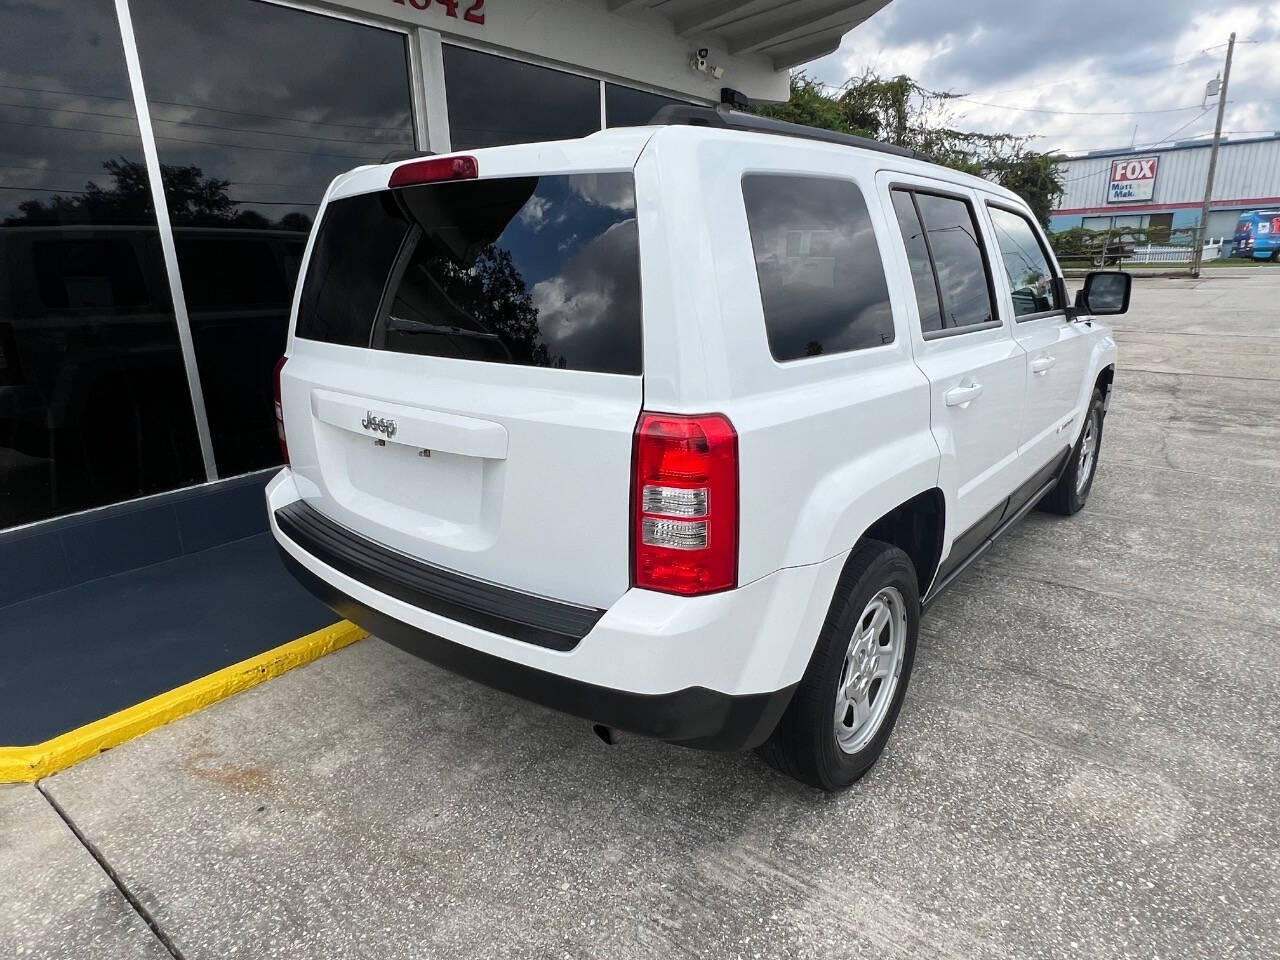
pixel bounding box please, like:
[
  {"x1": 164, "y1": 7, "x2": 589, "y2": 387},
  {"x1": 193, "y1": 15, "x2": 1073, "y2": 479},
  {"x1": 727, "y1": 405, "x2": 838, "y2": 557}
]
[{"x1": 0, "y1": 621, "x2": 367, "y2": 783}]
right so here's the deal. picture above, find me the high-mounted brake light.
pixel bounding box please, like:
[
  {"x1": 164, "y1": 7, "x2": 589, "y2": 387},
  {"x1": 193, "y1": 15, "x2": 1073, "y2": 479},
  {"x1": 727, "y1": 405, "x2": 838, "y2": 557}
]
[
  {"x1": 388, "y1": 155, "x2": 479, "y2": 188},
  {"x1": 632, "y1": 413, "x2": 738, "y2": 596},
  {"x1": 273, "y1": 355, "x2": 289, "y2": 464}
]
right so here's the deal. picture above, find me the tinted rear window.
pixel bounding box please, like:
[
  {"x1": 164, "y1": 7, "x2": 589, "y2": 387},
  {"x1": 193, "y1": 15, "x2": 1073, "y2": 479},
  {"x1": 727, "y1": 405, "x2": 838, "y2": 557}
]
[
  {"x1": 742, "y1": 174, "x2": 894, "y2": 361},
  {"x1": 296, "y1": 173, "x2": 642, "y2": 375}
]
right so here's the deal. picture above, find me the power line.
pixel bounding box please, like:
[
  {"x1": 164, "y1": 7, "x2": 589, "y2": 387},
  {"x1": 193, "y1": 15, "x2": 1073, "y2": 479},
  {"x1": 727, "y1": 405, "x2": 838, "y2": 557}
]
[
  {"x1": 975, "y1": 53, "x2": 1211, "y2": 98},
  {"x1": 152, "y1": 115, "x2": 411, "y2": 147},
  {"x1": 952, "y1": 96, "x2": 1210, "y2": 117},
  {"x1": 1056, "y1": 113, "x2": 1213, "y2": 183},
  {"x1": 0, "y1": 99, "x2": 137, "y2": 122},
  {"x1": 149, "y1": 99, "x2": 410, "y2": 134},
  {"x1": 0, "y1": 82, "x2": 409, "y2": 133},
  {"x1": 0, "y1": 117, "x2": 389, "y2": 163}
]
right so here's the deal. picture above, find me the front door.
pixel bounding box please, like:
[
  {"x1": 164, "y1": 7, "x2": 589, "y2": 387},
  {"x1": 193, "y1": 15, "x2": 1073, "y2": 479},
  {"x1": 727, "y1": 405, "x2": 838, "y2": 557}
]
[{"x1": 983, "y1": 202, "x2": 1092, "y2": 473}]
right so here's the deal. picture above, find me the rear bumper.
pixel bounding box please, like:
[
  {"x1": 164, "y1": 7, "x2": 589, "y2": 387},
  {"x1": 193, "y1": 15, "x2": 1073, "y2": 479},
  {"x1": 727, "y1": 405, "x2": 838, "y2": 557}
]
[
  {"x1": 278, "y1": 548, "x2": 794, "y2": 750},
  {"x1": 267, "y1": 469, "x2": 845, "y2": 750}
]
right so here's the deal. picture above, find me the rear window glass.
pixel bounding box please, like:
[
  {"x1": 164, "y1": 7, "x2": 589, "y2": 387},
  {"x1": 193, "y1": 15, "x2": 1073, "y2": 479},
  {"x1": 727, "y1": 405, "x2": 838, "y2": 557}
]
[
  {"x1": 296, "y1": 173, "x2": 642, "y2": 375},
  {"x1": 742, "y1": 175, "x2": 894, "y2": 361}
]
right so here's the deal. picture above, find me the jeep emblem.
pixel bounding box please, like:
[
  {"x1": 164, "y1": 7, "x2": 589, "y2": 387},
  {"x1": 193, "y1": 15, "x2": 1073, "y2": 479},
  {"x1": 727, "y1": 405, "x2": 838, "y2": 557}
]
[{"x1": 361, "y1": 411, "x2": 397, "y2": 438}]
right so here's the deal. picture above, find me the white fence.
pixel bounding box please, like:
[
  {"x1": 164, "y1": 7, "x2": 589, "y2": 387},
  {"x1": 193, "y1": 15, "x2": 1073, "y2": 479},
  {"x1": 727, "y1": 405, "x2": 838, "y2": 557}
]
[{"x1": 1122, "y1": 239, "x2": 1224, "y2": 264}]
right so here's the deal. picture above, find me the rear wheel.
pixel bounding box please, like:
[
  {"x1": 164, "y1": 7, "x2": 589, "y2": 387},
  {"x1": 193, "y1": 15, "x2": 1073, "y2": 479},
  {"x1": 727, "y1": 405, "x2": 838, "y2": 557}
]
[
  {"x1": 756, "y1": 540, "x2": 919, "y2": 791},
  {"x1": 1039, "y1": 388, "x2": 1104, "y2": 516}
]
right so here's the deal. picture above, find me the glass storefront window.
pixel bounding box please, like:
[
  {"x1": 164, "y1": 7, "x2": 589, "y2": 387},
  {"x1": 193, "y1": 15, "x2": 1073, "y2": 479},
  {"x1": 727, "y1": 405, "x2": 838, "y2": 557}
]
[
  {"x1": 443, "y1": 45, "x2": 601, "y2": 149},
  {"x1": 129, "y1": 0, "x2": 417, "y2": 477},
  {"x1": 605, "y1": 84, "x2": 686, "y2": 128},
  {"x1": 0, "y1": 0, "x2": 206, "y2": 529}
]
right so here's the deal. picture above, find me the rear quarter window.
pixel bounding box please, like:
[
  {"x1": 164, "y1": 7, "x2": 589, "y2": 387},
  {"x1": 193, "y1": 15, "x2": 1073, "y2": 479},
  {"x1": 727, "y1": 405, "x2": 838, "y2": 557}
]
[
  {"x1": 296, "y1": 173, "x2": 642, "y2": 375},
  {"x1": 742, "y1": 174, "x2": 894, "y2": 362}
]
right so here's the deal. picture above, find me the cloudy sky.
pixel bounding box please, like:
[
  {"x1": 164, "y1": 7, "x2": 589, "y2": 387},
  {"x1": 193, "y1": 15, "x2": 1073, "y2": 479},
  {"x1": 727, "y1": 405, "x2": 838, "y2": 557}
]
[{"x1": 803, "y1": 0, "x2": 1280, "y2": 156}]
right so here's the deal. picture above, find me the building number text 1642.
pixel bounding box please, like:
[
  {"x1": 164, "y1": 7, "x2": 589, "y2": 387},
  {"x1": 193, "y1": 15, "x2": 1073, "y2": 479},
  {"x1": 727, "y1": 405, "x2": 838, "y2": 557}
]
[{"x1": 393, "y1": 0, "x2": 485, "y2": 25}]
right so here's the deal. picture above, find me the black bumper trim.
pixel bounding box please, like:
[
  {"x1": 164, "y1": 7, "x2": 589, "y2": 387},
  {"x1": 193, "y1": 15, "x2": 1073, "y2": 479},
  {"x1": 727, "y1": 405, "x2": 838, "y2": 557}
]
[
  {"x1": 277, "y1": 548, "x2": 796, "y2": 751},
  {"x1": 274, "y1": 499, "x2": 602, "y2": 652}
]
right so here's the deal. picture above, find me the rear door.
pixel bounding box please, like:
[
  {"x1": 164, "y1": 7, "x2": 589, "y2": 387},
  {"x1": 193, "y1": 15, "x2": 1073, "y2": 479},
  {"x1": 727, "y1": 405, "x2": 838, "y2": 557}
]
[
  {"x1": 280, "y1": 165, "x2": 645, "y2": 610},
  {"x1": 882, "y1": 177, "x2": 1026, "y2": 566},
  {"x1": 983, "y1": 201, "x2": 1091, "y2": 473}
]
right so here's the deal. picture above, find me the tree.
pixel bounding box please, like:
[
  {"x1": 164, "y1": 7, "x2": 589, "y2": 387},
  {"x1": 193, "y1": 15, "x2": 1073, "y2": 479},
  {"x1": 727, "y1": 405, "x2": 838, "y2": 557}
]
[
  {"x1": 5, "y1": 158, "x2": 310, "y2": 231},
  {"x1": 755, "y1": 71, "x2": 1065, "y2": 226}
]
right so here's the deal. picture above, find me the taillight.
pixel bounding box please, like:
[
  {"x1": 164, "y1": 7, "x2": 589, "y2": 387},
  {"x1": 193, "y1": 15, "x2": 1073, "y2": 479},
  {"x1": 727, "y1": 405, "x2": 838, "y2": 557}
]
[
  {"x1": 388, "y1": 155, "x2": 478, "y2": 188},
  {"x1": 273, "y1": 355, "x2": 289, "y2": 464},
  {"x1": 632, "y1": 413, "x2": 738, "y2": 596}
]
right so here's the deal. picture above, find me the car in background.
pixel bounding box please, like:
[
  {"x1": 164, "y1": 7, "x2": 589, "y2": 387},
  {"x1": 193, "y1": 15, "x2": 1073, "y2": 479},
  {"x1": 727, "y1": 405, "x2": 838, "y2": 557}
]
[
  {"x1": 1054, "y1": 233, "x2": 1134, "y2": 268},
  {"x1": 1231, "y1": 210, "x2": 1280, "y2": 261}
]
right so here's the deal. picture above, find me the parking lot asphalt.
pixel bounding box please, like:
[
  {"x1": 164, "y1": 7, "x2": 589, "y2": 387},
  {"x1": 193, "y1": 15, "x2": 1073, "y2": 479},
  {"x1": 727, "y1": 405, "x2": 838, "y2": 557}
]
[{"x1": 5, "y1": 273, "x2": 1279, "y2": 959}]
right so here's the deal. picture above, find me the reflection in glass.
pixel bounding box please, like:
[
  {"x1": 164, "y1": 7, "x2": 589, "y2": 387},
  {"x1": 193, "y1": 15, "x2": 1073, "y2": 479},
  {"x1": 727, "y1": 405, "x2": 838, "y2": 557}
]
[
  {"x1": 297, "y1": 175, "x2": 643, "y2": 376},
  {"x1": 988, "y1": 206, "x2": 1058, "y2": 317},
  {"x1": 605, "y1": 84, "x2": 685, "y2": 128},
  {"x1": 913, "y1": 193, "x2": 995, "y2": 331},
  {"x1": 0, "y1": 0, "x2": 205, "y2": 529},
  {"x1": 1085, "y1": 273, "x2": 1127, "y2": 313},
  {"x1": 443, "y1": 46, "x2": 601, "y2": 149},
  {"x1": 742, "y1": 175, "x2": 894, "y2": 361},
  {"x1": 130, "y1": 0, "x2": 416, "y2": 476},
  {"x1": 891, "y1": 190, "x2": 945, "y2": 333}
]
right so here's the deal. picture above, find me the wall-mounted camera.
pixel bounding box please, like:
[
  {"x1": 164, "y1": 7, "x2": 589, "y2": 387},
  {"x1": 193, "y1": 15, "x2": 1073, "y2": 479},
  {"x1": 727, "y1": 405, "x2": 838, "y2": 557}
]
[{"x1": 690, "y1": 47, "x2": 724, "y2": 80}]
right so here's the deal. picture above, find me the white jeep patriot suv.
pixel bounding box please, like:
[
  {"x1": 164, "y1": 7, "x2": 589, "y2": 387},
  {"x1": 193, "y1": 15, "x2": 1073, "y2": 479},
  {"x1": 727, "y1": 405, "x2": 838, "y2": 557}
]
[{"x1": 269, "y1": 107, "x2": 1126, "y2": 791}]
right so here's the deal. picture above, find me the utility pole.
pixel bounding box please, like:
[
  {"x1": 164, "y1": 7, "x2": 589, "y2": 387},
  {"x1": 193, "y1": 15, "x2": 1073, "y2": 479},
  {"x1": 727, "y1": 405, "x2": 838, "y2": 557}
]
[{"x1": 1191, "y1": 32, "x2": 1235, "y2": 277}]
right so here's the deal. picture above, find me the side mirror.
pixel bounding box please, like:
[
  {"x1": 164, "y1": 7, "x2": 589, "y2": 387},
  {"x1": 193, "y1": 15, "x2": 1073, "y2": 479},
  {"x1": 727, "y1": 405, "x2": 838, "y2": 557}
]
[{"x1": 1079, "y1": 271, "x2": 1132, "y2": 316}]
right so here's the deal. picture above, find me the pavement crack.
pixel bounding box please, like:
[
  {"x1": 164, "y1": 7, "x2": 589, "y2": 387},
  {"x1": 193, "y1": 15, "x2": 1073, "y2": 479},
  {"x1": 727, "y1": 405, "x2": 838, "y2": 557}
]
[
  {"x1": 1121, "y1": 367, "x2": 1280, "y2": 383},
  {"x1": 35, "y1": 782, "x2": 187, "y2": 960}
]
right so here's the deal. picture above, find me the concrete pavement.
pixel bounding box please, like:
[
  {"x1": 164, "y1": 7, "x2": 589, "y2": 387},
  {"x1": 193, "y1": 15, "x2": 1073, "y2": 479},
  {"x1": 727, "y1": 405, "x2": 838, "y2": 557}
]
[{"x1": 5, "y1": 272, "x2": 1279, "y2": 959}]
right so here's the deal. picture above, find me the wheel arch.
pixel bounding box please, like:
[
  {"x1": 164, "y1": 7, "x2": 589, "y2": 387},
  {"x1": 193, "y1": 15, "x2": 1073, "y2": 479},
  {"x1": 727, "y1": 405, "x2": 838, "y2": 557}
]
[
  {"x1": 858, "y1": 488, "x2": 946, "y2": 599},
  {"x1": 1095, "y1": 363, "x2": 1116, "y2": 412}
]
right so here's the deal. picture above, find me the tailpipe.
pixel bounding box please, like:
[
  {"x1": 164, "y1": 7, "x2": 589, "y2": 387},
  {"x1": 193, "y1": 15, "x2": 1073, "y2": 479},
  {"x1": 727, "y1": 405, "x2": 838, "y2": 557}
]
[{"x1": 592, "y1": 724, "x2": 622, "y2": 746}]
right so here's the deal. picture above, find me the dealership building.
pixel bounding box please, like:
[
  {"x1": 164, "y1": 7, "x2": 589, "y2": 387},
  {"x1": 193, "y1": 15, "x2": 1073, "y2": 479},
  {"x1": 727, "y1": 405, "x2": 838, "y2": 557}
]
[
  {"x1": 1049, "y1": 133, "x2": 1280, "y2": 240},
  {"x1": 1, "y1": 0, "x2": 888, "y2": 550}
]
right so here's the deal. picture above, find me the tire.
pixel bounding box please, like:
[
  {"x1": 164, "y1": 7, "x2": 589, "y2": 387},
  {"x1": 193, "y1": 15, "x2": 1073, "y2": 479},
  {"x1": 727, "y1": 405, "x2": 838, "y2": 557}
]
[
  {"x1": 1092, "y1": 254, "x2": 1106, "y2": 267},
  {"x1": 756, "y1": 539, "x2": 919, "y2": 791},
  {"x1": 1038, "y1": 388, "x2": 1105, "y2": 516}
]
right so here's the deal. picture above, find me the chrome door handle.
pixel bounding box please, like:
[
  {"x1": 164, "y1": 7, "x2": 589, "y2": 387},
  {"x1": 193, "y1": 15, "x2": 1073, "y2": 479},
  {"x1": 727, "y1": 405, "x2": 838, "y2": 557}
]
[
  {"x1": 945, "y1": 382, "x2": 984, "y2": 407},
  {"x1": 1030, "y1": 355, "x2": 1057, "y2": 375}
]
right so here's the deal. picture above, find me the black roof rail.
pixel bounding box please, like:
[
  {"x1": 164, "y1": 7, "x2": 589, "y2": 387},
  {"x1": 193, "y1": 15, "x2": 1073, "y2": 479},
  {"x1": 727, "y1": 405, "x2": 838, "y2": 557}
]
[{"x1": 647, "y1": 103, "x2": 927, "y2": 161}]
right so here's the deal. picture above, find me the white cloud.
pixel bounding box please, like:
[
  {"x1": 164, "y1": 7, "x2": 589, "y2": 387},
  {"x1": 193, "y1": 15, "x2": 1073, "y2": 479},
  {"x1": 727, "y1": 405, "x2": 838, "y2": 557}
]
[
  {"x1": 800, "y1": 0, "x2": 1280, "y2": 156},
  {"x1": 518, "y1": 195, "x2": 552, "y2": 230}
]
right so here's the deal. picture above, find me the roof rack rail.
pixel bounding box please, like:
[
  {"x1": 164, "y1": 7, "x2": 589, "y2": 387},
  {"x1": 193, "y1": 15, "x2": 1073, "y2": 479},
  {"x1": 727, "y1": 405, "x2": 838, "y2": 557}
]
[{"x1": 648, "y1": 103, "x2": 926, "y2": 161}]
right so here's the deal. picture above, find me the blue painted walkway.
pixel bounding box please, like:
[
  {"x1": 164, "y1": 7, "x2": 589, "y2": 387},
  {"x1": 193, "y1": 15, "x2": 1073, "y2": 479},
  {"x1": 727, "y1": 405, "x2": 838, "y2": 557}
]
[{"x1": 0, "y1": 531, "x2": 335, "y2": 745}]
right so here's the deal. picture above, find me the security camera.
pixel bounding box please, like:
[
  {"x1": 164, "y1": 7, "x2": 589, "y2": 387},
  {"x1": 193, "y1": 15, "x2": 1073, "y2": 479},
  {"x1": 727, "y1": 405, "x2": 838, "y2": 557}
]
[{"x1": 691, "y1": 47, "x2": 724, "y2": 78}]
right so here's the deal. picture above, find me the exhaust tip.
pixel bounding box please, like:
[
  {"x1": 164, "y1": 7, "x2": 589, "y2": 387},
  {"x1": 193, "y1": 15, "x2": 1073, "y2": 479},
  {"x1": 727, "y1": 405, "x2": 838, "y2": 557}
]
[{"x1": 592, "y1": 724, "x2": 622, "y2": 746}]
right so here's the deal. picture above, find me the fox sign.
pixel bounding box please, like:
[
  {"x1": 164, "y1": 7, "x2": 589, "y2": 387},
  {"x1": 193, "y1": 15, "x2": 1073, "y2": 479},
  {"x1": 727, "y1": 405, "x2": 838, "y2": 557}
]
[{"x1": 1107, "y1": 156, "x2": 1159, "y2": 203}]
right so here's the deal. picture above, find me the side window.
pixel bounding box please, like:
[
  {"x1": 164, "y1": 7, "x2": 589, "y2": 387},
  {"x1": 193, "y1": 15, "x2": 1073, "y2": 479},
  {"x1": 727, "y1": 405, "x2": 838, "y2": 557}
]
[
  {"x1": 907, "y1": 191, "x2": 997, "y2": 333},
  {"x1": 890, "y1": 190, "x2": 944, "y2": 334},
  {"x1": 987, "y1": 206, "x2": 1061, "y2": 318},
  {"x1": 742, "y1": 175, "x2": 895, "y2": 361}
]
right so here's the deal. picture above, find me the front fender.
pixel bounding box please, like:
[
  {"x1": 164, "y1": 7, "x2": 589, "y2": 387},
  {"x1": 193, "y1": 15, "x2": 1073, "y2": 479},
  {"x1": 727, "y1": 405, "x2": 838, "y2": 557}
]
[{"x1": 1074, "y1": 328, "x2": 1118, "y2": 439}]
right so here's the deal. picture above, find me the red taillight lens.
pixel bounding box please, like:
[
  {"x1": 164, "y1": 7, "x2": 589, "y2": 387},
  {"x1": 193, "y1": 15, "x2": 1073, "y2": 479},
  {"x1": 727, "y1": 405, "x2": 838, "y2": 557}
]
[
  {"x1": 632, "y1": 413, "x2": 738, "y2": 596},
  {"x1": 388, "y1": 155, "x2": 479, "y2": 188},
  {"x1": 272, "y1": 355, "x2": 289, "y2": 464}
]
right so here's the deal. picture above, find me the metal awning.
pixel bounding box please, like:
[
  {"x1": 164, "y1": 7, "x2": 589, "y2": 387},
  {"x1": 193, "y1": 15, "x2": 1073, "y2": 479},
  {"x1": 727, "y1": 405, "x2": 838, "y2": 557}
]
[{"x1": 608, "y1": 0, "x2": 892, "y2": 70}]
